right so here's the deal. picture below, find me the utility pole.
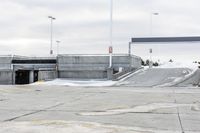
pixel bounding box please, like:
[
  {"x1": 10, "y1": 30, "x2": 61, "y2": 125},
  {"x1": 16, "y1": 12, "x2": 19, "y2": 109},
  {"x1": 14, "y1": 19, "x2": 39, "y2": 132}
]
[
  {"x1": 149, "y1": 48, "x2": 153, "y2": 68},
  {"x1": 48, "y1": 16, "x2": 56, "y2": 55},
  {"x1": 150, "y1": 12, "x2": 159, "y2": 36},
  {"x1": 109, "y1": 0, "x2": 113, "y2": 68}
]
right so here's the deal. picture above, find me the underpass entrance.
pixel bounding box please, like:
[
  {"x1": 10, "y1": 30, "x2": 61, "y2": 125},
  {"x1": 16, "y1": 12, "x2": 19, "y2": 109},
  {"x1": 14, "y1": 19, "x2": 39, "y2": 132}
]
[
  {"x1": 15, "y1": 70, "x2": 30, "y2": 84},
  {"x1": 34, "y1": 70, "x2": 38, "y2": 82}
]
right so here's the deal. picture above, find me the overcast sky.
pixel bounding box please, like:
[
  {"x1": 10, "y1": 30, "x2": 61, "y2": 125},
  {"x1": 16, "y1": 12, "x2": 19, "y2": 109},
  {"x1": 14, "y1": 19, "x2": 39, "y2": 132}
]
[{"x1": 0, "y1": 0, "x2": 200, "y2": 61}]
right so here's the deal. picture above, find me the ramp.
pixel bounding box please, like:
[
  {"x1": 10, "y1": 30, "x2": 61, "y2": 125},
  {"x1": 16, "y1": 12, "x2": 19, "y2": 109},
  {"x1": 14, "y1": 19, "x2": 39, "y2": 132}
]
[{"x1": 117, "y1": 68, "x2": 195, "y2": 87}]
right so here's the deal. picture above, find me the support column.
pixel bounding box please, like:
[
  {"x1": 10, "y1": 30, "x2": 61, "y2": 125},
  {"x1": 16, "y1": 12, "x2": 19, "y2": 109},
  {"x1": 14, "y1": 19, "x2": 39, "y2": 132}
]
[
  {"x1": 107, "y1": 68, "x2": 113, "y2": 80},
  {"x1": 29, "y1": 70, "x2": 34, "y2": 83},
  {"x1": 12, "y1": 70, "x2": 15, "y2": 85},
  {"x1": 128, "y1": 42, "x2": 132, "y2": 56}
]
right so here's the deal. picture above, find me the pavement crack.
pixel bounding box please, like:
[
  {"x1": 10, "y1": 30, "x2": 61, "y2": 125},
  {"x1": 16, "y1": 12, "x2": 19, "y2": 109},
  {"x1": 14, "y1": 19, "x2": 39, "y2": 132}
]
[
  {"x1": 3, "y1": 103, "x2": 64, "y2": 122},
  {"x1": 173, "y1": 89, "x2": 185, "y2": 133}
]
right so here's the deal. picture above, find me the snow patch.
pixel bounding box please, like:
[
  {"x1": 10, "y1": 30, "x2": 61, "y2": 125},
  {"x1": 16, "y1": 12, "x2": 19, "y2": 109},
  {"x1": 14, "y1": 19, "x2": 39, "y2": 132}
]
[
  {"x1": 32, "y1": 79, "x2": 117, "y2": 87},
  {"x1": 157, "y1": 69, "x2": 198, "y2": 87},
  {"x1": 157, "y1": 61, "x2": 199, "y2": 70},
  {"x1": 78, "y1": 103, "x2": 195, "y2": 116},
  {"x1": 155, "y1": 61, "x2": 199, "y2": 87},
  {"x1": 191, "y1": 102, "x2": 200, "y2": 111}
]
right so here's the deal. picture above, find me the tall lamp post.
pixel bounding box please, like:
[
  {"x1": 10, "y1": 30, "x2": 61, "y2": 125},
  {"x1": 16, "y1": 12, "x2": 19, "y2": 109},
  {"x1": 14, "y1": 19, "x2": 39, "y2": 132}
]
[
  {"x1": 109, "y1": 0, "x2": 113, "y2": 68},
  {"x1": 48, "y1": 16, "x2": 56, "y2": 55},
  {"x1": 56, "y1": 40, "x2": 60, "y2": 55},
  {"x1": 150, "y1": 12, "x2": 160, "y2": 62},
  {"x1": 149, "y1": 48, "x2": 153, "y2": 68},
  {"x1": 150, "y1": 12, "x2": 159, "y2": 36}
]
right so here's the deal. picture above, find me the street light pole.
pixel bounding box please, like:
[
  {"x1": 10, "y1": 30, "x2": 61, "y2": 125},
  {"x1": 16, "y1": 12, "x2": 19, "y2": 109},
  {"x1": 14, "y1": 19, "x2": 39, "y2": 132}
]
[
  {"x1": 150, "y1": 12, "x2": 161, "y2": 61},
  {"x1": 150, "y1": 12, "x2": 159, "y2": 36},
  {"x1": 149, "y1": 48, "x2": 153, "y2": 68},
  {"x1": 56, "y1": 40, "x2": 60, "y2": 55},
  {"x1": 109, "y1": 0, "x2": 113, "y2": 68},
  {"x1": 110, "y1": 0, "x2": 113, "y2": 47},
  {"x1": 48, "y1": 16, "x2": 56, "y2": 55}
]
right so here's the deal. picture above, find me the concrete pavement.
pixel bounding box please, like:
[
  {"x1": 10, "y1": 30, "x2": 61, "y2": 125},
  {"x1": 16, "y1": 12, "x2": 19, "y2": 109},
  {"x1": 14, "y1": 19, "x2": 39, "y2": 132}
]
[{"x1": 0, "y1": 85, "x2": 200, "y2": 132}]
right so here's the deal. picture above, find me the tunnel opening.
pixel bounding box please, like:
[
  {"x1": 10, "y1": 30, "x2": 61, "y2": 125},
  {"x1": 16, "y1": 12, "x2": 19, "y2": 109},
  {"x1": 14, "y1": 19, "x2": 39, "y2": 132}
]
[
  {"x1": 34, "y1": 70, "x2": 38, "y2": 82},
  {"x1": 15, "y1": 70, "x2": 30, "y2": 84}
]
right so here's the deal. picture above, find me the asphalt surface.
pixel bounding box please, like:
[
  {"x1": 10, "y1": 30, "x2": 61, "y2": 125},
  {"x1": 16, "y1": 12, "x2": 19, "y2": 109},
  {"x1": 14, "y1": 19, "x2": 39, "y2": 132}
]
[
  {"x1": 117, "y1": 68, "x2": 193, "y2": 87},
  {"x1": 0, "y1": 85, "x2": 200, "y2": 133}
]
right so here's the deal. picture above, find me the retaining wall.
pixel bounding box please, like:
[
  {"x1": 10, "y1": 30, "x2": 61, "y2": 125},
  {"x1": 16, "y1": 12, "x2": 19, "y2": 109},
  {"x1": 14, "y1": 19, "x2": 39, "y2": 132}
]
[
  {"x1": 38, "y1": 71, "x2": 57, "y2": 81},
  {"x1": 57, "y1": 54, "x2": 141, "y2": 79},
  {"x1": 0, "y1": 70, "x2": 13, "y2": 85},
  {"x1": 0, "y1": 56, "x2": 12, "y2": 70}
]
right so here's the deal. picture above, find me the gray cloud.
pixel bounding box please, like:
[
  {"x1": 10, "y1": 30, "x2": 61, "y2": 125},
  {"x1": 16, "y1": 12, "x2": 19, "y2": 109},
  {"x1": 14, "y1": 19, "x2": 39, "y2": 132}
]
[{"x1": 0, "y1": 0, "x2": 200, "y2": 61}]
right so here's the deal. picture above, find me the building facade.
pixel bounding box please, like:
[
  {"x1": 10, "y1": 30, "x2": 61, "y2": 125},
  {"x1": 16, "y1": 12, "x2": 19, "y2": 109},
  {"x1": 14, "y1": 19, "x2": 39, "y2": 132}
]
[{"x1": 0, "y1": 54, "x2": 141, "y2": 85}]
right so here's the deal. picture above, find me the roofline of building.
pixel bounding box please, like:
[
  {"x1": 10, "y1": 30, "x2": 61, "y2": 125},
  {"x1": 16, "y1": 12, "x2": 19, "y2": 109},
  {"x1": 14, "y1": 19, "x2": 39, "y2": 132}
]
[{"x1": 131, "y1": 36, "x2": 200, "y2": 43}]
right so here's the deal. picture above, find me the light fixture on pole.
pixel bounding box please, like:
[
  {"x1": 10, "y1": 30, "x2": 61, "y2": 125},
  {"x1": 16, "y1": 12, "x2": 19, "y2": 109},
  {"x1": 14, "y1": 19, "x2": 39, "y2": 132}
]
[
  {"x1": 56, "y1": 40, "x2": 60, "y2": 55},
  {"x1": 48, "y1": 16, "x2": 56, "y2": 55}
]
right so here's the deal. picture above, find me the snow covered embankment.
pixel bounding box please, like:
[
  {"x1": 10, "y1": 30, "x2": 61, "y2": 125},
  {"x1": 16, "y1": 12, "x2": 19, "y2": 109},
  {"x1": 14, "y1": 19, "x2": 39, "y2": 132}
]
[{"x1": 156, "y1": 62, "x2": 199, "y2": 87}]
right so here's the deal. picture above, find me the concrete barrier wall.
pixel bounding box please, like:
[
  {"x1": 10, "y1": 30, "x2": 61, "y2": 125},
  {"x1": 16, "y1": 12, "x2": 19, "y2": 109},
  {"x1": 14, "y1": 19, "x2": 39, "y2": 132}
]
[
  {"x1": 58, "y1": 56, "x2": 109, "y2": 64},
  {"x1": 38, "y1": 71, "x2": 57, "y2": 81},
  {"x1": 0, "y1": 70, "x2": 13, "y2": 84},
  {"x1": 0, "y1": 56, "x2": 12, "y2": 70},
  {"x1": 130, "y1": 55, "x2": 142, "y2": 68},
  {"x1": 59, "y1": 71, "x2": 107, "y2": 79},
  {"x1": 57, "y1": 55, "x2": 141, "y2": 79},
  {"x1": 58, "y1": 55, "x2": 141, "y2": 69},
  {"x1": 58, "y1": 56, "x2": 109, "y2": 72}
]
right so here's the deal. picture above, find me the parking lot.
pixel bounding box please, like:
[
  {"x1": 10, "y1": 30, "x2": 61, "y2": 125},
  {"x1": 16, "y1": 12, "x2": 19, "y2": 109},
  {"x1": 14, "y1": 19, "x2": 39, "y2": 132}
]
[{"x1": 0, "y1": 85, "x2": 200, "y2": 132}]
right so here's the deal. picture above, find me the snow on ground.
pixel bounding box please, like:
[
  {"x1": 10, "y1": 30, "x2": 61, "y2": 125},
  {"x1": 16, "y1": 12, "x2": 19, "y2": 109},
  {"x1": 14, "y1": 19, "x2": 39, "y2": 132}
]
[
  {"x1": 156, "y1": 61, "x2": 199, "y2": 87},
  {"x1": 0, "y1": 120, "x2": 181, "y2": 133},
  {"x1": 157, "y1": 61, "x2": 199, "y2": 70},
  {"x1": 32, "y1": 79, "x2": 117, "y2": 87},
  {"x1": 152, "y1": 61, "x2": 199, "y2": 87},
  {"x1": 78, "y1": 102, "x2": 198, "y2": 116}
]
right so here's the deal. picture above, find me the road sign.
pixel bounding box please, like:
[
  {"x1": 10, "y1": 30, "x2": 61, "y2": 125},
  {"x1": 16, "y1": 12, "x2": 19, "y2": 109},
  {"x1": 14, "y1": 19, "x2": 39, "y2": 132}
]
[{"x1": 109, "y1": 46, "x2": 113, "y2": 53}]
